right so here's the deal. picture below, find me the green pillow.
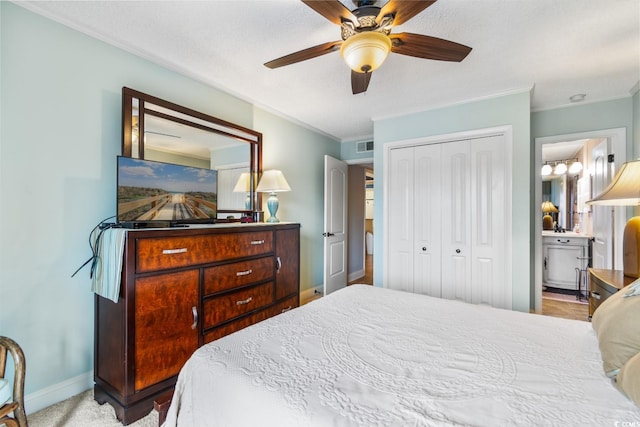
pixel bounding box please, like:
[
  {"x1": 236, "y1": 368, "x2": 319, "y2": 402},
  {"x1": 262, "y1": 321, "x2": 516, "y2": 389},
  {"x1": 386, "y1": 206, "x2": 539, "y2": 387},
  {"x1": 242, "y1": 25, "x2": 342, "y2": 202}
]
[
  {"x1": 616, "y1": 351, "x2": 640, "y2": 406},
  {"x1": 592, "y1": 281, "x2": 640, "y2": 377}
]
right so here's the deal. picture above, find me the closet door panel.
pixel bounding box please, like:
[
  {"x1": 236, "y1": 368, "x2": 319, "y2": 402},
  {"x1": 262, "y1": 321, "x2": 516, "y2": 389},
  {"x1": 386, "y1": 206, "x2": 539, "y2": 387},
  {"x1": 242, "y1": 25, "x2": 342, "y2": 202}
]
[
  {"x1": 441, "y1": 141, "x2": 471, "y2": 301},
  {"x1": 413, "y1": 144, "x2": 442, "y2": 296},
  {"x1": 388, "y1": 147, "x2": 415, "y2": 291},
  {"x1": 471, "y1": 135, "x2": 508, "y2": 308}
]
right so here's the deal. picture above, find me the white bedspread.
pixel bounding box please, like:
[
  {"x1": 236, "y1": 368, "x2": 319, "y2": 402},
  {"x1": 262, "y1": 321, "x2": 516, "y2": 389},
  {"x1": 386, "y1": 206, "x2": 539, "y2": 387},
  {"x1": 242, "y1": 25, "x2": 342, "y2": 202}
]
[{"x1": 164, "y1": 285, "x2": 640, "y2": 426}]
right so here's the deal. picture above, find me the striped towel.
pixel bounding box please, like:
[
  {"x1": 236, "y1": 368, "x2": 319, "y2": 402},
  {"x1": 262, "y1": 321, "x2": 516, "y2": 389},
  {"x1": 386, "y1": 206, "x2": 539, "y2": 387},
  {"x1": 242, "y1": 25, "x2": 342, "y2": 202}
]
[
  {"x1": 623, "y1": 277, "x2": 640, "y2": 298},
  {"x1": 91, "y1": 228, "x2": 127, "y2": 303}
]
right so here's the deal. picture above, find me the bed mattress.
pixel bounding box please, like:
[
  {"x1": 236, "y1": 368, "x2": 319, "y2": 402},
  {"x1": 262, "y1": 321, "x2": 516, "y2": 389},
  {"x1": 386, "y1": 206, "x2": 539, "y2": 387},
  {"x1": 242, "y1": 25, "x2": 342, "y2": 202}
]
[{"x1": 164, "y1": 285, "x2": 640, "y2": 426}]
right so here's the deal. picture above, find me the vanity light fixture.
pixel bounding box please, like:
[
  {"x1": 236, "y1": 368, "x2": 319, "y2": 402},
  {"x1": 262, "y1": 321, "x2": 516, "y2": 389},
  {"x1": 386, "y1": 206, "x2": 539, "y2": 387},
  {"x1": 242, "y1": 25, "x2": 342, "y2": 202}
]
[
  {"x1": 541, "y1": 163, "x2": 553, "y2": 176},
  {"x1": 256, "y1": 170, "x2": 291, "y2": 223},
  {"x1": 554, "y1": 162, "x2": 567, "y2": 175},
  {"x1": 569, "y1": 161, "x2": 583, "y2": 175}
]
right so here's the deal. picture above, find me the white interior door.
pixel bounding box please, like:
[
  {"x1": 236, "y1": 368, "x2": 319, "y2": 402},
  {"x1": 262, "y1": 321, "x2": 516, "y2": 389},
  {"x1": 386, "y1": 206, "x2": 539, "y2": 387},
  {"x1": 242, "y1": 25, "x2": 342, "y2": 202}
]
[
  {"x1": 413, "y1": 144, "x2": 442, "y2": 296},
  {"x1": 323, "y1": 155, "x2": 348, "y2": 296},
  {"x1": 387, "y1": 147, "x2": 415, "y2": 292},
  {"x1": 591, "y1": 139, "x2": 612, "y2": 269},
  {"x1": 441, "y1": 140, "x2": 472, "y2": 302}
]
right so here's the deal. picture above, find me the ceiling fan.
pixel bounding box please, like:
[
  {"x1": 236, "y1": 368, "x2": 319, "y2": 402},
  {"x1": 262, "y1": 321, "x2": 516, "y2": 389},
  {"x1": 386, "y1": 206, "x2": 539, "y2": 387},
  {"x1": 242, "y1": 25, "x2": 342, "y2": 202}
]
[{"x1": 264, "y1": 0, "x2": 472, "y2": 95}]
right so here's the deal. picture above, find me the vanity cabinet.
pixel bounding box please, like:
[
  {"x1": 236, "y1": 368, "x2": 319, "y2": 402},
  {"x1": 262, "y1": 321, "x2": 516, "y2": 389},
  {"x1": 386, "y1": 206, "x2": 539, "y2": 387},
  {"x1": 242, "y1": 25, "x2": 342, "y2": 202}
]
[
  {"x1": 542, "y1": 234, "x2": 591, "y2": 290},
  {"x1": 94, "y1": 223, "x2": 300, "y2": 425}
]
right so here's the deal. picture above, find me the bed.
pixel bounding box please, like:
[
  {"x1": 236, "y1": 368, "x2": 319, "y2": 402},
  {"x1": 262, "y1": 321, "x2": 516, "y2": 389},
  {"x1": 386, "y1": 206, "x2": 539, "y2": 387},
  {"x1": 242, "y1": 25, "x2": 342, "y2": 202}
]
[{"x1": 163, "y1": 284, "x2": 640, "y2": 426}]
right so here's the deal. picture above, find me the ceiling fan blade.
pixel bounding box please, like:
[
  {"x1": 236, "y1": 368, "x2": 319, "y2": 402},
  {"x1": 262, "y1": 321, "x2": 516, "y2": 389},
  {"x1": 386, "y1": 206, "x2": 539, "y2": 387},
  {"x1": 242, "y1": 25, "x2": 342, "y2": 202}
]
[
  {"x1": 301, "y1": 0, "x2": 358, "y2": 26},
  {"x1": 351, "y1": 70, "x2": 372, "y2": 95},
  {"x1": 377, "y1": 0, "x2": 437, "y2": 26},
  {"x1": 264, "y1": 40, "x2": 343, "y2": 69},
  {"x1": 390, "y1": 32, "x2": 472, "y2": 62}
]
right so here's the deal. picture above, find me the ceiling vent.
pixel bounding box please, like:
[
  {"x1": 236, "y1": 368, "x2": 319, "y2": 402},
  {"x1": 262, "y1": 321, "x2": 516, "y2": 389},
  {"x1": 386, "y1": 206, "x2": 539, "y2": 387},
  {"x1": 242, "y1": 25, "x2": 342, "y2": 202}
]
[{"x1": 356, "y1": 141, "x2": 374, "y2": 153}]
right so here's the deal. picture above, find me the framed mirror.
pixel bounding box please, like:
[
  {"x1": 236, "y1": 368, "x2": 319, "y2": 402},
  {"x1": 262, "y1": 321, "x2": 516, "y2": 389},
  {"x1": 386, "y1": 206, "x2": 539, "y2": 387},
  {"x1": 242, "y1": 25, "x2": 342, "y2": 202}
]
[{"x1": 122, "y1": 87, "x2": 262, "y2": 220}]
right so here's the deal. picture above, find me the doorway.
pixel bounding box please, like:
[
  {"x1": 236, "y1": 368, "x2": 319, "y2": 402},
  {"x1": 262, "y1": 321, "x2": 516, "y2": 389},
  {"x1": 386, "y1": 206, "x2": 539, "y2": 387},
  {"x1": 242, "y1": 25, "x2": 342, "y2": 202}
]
[
  {"x1": 533, "y1": 128, "x2": 627, "y2": 313},
  {"x1": 346, "y1": 161, "x2": 374, "y2": 286}
]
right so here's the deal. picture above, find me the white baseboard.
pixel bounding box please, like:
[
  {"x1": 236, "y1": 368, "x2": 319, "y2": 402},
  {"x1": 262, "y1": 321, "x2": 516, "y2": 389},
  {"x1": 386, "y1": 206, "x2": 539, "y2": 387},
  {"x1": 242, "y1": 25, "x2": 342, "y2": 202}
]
[
  {"x1": 25, "y1": 370, "x2": 93, "y2": 414},
  {"x1": 300, "y1": 285, "x2": 323, "y2": 305},
  {"x1": 348, "y1": 269, "x2": 365, "y2": 283}
]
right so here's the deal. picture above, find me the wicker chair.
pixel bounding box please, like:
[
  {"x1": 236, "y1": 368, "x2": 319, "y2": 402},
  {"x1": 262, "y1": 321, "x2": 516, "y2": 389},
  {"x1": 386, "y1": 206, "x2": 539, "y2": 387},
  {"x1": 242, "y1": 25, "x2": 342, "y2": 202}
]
[{"x1": 0, "y1": 336, "x2": 27, "y2": 427}]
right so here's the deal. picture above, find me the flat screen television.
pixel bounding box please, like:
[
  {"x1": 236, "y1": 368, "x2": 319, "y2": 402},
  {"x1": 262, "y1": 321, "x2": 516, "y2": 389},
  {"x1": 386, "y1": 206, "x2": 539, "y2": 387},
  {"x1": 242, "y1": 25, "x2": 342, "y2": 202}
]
[{"x1": 117, "y1": 156, "x2": 217, "y2": 227}]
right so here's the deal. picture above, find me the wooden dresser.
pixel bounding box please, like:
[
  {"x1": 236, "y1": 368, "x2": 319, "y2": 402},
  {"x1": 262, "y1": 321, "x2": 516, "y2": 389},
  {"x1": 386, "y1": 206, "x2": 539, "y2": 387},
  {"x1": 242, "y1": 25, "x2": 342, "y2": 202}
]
[
  {"x1": 588, "y1": 268, "x2": 634, "y2": 319},
  {"x1": 94, "y1": 223, "x2": 300, "y2": 424}
]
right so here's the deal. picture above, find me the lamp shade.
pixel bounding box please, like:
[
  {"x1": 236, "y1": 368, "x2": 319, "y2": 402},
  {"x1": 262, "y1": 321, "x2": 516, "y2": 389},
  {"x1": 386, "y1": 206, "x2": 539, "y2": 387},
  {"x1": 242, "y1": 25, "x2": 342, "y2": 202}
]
[
  {"x1": 541, "y1": 201, "x2": 559, "y2": 213},
  {"x1": 587, "y1": 159, "x2": 640, "y2": 278},
  {"x1": 256, "y1": 170, "x2": 291, "y2": 193},
  {"x1": 340, "y1": 31, "x2": 391, "y2": 73},
  {"x1": 587, "y1": 160, "x2": 640, "y2": 206},
  {"x1": 233, "y1": 172, "x2": 251, "y2": 192}
]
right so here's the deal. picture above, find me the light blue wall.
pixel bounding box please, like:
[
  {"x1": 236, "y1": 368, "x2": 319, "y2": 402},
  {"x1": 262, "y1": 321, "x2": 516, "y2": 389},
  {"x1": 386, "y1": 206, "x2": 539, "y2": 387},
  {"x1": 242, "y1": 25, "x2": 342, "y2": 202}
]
[
  {"x1": 531, "y1": 97, "x2": 635, "y2": 159},
  {"x1": 253, "y1": 107, "x2": 340, "y2": 291},
  {"x1": 0, "y1": 2, "x2": 337, "y2": 410},
  {"x1": 373, "y1": 91, "x2": 532, "y2": 311}
]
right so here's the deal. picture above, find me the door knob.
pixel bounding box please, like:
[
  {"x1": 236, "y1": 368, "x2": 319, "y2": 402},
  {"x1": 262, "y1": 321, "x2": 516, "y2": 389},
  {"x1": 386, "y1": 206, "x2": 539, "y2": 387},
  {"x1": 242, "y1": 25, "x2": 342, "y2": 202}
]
[
  {"x1": 422, "y1": 247, "x2": 427, "y2": 251},
  {"x1": 322, "y1": 232, "x2": 335, "y2": 237},
  {"x1": 456, "y1": 249, "x2": 461, "y2": 254}
]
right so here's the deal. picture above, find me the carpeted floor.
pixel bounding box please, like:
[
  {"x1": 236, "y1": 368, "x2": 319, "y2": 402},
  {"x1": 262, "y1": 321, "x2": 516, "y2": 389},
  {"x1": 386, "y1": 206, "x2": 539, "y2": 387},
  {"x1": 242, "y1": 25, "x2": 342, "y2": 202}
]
[{"x1": 28, "y1": 389, "x2": 158, "y2": 427}]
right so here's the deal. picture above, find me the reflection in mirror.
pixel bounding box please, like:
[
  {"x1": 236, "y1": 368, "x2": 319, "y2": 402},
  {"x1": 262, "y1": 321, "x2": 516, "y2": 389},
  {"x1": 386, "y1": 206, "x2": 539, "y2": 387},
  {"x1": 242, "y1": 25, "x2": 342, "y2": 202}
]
[{"x1": 122, "y1": 87, "x2": 262, "y2": 218}]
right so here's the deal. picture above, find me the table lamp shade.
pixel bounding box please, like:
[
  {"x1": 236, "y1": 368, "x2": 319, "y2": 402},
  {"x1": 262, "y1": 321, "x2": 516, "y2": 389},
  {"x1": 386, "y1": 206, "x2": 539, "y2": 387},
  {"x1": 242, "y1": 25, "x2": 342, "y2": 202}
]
[
  {"x1": 256, "y1": 170, "x2": 291, "y2": 223},
  {"x1": 541, "y1": 201, "x2": 558, "y2": 230},
  {"x1": 233, "y1": 172, "x2": 252, "y2": 210},
  {"x1": 588, "y1": 160, "x2": 640, "y2": 278}
]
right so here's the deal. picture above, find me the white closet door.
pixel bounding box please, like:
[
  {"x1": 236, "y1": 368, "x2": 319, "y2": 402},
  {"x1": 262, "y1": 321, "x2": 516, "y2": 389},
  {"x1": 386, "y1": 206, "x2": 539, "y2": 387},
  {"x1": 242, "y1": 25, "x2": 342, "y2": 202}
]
[
  {"x1": 386, "y1": 132, "x2": 509, "y2": 308},
  {"x1": 470, "y1": 135, "x2": 507, "y2": 307},
  {"x1": 387, "y1": 147, "x2": 415, "y2": 292},
  {"x1": 413, "y1": 144, "x2": 442, "y2": 296},
  {"x1": 441, "y1": 140, "x2": 472, "y2": 302}
]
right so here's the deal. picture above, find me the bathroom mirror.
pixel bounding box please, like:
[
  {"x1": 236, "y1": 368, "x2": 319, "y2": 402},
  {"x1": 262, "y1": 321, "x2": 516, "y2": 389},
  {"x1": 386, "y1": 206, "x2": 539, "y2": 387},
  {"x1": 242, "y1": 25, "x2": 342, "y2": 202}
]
[{"x1": 121, "y1": 87, "x2": 262, "y2": 218}]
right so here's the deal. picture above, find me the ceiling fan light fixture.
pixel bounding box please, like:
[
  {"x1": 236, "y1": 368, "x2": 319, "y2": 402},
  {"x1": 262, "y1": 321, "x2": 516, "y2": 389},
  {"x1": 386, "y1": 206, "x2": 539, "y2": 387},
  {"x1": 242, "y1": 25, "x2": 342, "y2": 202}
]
[{"x1": 340, "y1": 31, "x2": 391, "y2": 73}]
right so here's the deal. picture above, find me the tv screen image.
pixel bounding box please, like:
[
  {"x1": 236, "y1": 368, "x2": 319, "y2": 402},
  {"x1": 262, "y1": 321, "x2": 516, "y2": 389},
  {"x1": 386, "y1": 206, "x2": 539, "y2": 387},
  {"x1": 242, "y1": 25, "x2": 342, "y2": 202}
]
[{"x1": 117, "y1": 156, "x2": 217, "y2": 224}]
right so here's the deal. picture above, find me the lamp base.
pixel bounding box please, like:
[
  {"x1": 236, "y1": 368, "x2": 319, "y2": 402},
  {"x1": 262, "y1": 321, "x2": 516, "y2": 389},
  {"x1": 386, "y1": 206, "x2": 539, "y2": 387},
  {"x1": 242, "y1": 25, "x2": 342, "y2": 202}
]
[
  {"x1": 266, "y1": 192, "x2": 280, "y2": 223},
  {"x1": 623, "y1": 216, "x2": 640, "y2": 278},
  {"x1": 543, "y1": 214, "x2": 553, "y2": 230}
]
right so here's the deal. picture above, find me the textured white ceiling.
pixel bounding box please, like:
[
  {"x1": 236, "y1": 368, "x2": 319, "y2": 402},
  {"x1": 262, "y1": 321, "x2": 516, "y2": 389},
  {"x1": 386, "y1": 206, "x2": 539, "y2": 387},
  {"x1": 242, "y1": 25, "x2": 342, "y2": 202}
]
[{"x1": 18, "y1": 0, "x2": 640, "y2": 142}]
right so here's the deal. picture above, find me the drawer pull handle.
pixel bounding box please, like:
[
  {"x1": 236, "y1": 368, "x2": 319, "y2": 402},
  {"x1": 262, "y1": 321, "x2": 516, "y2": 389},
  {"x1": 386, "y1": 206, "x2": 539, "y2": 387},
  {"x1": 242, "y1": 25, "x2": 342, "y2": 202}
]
[
  {"x1": 236, "y1": 297, "x2": 253, "y2": 306},
  {"x1": 250, "y1": 240, "x2": 265, "y2": 245},
  {"x1": 276, "y1": 256, "x2": 282, "y2": 273},
  {"x1": 236, "y1": 269, "x2": 253, "y2": 277},
  {"x1": 591, "y1": 292, "x2": 601, "y2": 300},
  {"x1": 162, "y1": 248, "x2": 188, "y2": 255},
  {"x1": 557, "y1": 239, "x2": 570, "y2": 244},
  {"x1": 191, "y1": 306, "x2": 198, "y2": 330},
  {"x1": 281, "y1": 306, "x2": 293, "y2": 313}
]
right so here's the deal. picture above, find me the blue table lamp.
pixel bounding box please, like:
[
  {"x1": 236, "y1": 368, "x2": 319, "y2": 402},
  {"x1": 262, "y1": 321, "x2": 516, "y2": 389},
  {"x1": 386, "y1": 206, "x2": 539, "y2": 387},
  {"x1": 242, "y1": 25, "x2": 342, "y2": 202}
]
[{"x1": 256, "y1": 170, "x2": 291, "y2": 223}]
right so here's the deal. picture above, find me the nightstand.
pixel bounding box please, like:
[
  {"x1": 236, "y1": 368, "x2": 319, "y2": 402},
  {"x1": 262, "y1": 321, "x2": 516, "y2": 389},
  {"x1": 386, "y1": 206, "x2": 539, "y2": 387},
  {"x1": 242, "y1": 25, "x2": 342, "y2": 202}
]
[{"x1": 588, "y1": 268, "x2": 635, "y2": 320}]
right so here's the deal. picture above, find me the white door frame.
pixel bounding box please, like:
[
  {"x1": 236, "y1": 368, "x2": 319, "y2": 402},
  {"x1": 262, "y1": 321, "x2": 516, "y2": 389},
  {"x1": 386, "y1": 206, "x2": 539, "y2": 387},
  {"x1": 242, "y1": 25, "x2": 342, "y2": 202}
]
[
  {"x1": 383, "y1": 126, "x2": 513, "y2": 297},
  {"x1": 533, "y1": 128, "x2": 626, "y2": 313}
]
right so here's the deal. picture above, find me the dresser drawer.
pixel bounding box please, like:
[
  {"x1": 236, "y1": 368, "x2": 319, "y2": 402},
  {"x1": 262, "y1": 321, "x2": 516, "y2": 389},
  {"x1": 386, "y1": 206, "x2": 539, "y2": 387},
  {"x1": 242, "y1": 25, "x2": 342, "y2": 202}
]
[
  {"x1": 590, "y1": 279, "x2": 616, "y2": 314},
  {"x1": 135, "y1": 231, "x2": 273, "y2": 273},
  {"x1": 268, "y1": 295, "x2": 298, "y2": 317},
  {"x1": 203, "y1": 256, "x2": 274, "y2": 295},
  {"x1": 203, "y1": 310, "x2": 270, "y2": 344},
  {"x1": 203, "y1": 282, "x2": 274, "y2": 328}
]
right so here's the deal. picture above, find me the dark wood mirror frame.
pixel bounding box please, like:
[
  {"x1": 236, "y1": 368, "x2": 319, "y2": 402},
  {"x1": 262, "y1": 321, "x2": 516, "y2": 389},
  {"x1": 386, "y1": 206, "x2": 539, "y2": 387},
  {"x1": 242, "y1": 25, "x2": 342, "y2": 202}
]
[{"x1": 121, "y1": 87, "x2": 262, "y2": 218}]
